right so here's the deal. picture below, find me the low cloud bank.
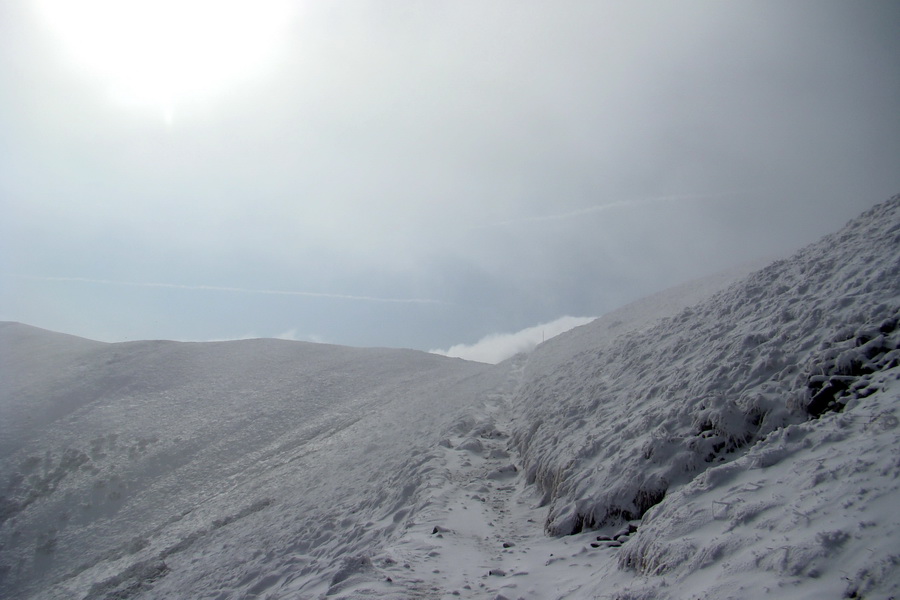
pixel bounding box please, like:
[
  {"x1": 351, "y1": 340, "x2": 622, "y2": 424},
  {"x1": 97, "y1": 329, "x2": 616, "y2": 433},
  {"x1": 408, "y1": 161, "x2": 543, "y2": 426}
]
[{"x1": 432, "y1": 315, "x2": 595, "y2": 364}]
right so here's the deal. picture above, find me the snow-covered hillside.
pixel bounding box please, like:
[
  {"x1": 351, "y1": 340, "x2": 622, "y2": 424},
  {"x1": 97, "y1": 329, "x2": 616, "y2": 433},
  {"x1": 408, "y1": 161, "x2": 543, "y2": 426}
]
[
  {"x1": 0, "y1": 331, "x2": 506, "y2": 599},
  {"x1": 1, "y1": 195, "x2": 898, "y2": 599},
  {"x1": 507, "y1": 195, "x2": 900, "y2": 597}
]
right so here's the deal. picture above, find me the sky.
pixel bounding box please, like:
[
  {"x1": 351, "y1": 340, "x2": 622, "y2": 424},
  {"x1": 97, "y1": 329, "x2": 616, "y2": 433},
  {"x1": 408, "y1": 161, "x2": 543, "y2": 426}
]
[{"x1": 1, "y1": 1, "x2": 899, "y2": 356}]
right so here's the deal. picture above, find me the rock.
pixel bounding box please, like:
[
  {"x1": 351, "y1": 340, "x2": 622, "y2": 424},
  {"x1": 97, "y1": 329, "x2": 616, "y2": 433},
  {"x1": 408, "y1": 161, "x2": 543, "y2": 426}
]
[
  {"x1": 456, "y1": 438, "x2": 484, "y2": 453},
  {"x1": 487, "y1": 464, "x2": 518, "y2": 480}
]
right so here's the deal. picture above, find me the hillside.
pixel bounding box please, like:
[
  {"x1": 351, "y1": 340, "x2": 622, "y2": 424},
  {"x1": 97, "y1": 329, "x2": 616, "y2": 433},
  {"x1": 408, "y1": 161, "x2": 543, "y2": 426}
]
[
  {"x1": 0, "y1": 329, "x2": 505, "y2": 599},
  {"x1": 1, "y1": 195, "x2": 898, "y2": 599},
  {"x1": 506, "y1": 195, "x2": 900, "y2": 597}
]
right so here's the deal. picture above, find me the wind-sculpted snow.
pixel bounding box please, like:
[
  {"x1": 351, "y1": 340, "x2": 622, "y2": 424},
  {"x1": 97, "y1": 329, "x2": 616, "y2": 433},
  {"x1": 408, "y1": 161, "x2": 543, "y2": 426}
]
[{"x1": 510, "y1": 195, "x2": 900, "y2": 537}]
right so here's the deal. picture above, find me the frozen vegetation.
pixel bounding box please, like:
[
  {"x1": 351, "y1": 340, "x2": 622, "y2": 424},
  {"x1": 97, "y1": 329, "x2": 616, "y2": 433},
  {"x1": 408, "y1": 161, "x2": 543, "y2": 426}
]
[{"x1": 1, "y1": 195, "x2": 899, "y2": 599}]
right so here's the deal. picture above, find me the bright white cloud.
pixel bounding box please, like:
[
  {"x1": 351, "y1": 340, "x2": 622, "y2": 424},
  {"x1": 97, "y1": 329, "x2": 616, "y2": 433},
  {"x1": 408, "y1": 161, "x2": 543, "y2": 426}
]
[
  {"x1": 273, "y1": 329, "x2": 324, "y2": 344},
  {"x1": 432, "y1": 315, "x2": 595, "y2": 364}
]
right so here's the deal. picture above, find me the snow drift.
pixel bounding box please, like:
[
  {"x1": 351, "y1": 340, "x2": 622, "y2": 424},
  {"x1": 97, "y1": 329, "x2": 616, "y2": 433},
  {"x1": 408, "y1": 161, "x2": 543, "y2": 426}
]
[{"x1": 1, "y1": 194, "x2": 898, "y2": 599}]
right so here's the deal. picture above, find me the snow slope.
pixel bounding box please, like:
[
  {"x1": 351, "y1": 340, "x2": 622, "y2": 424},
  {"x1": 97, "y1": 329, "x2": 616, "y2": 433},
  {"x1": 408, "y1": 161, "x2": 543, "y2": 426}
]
[
  {"x1": 0, "y1": 330, "x2": 507, "y2": 599},
  {"x1": 506, "y1": 195, "x2": 900, "y2": 597},
  {"x1": 1, "y1": 195, "x2": 898, "y2": 599}
]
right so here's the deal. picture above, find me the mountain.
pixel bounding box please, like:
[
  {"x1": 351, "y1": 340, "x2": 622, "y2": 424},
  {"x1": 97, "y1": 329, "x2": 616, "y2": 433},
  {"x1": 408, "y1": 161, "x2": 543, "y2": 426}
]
[
  {"x1": 0, "y1": 328, "x2": 506, "y2": 599},
  {"x1": 1, "y1": 195, "x2": 898, "y2": 599}
]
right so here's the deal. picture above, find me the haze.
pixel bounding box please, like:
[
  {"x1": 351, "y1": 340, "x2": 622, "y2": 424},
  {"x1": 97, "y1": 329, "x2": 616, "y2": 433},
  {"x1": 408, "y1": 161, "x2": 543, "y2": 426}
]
[{"x1": 1, "y1": 0, "x2": 898, "y2": 354}]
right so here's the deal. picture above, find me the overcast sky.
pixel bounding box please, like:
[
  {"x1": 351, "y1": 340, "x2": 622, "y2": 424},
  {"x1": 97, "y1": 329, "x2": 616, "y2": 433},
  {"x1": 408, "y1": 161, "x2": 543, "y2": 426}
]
[{"x1": 1, "y1": 0, "x2": 899, "y2": 353}]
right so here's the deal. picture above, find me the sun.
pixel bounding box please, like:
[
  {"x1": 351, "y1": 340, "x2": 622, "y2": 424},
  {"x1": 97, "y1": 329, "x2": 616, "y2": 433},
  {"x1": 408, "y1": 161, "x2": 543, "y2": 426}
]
[{"x1": 36, "y1": 0, "x2": 295, "y2": 123}]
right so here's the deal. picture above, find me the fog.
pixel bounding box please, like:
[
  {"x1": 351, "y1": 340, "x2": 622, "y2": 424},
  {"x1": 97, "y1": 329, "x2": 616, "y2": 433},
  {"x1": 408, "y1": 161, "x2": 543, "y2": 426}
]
[{"x1": 1, "y1": 0, "x2": 898, "y2": 349}]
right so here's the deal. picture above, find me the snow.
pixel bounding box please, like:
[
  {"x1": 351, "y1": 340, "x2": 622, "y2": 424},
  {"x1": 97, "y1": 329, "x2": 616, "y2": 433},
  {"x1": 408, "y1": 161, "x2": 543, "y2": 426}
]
[
  {"x1": 1, "y1": 195, "x2": 898, "y2": 599},
  {"x1": 0, "y1": 334, "x2": 504, "y2": 599},
  {"x1": 617, "y1": 376, "x2": 900, "y2": 599}
]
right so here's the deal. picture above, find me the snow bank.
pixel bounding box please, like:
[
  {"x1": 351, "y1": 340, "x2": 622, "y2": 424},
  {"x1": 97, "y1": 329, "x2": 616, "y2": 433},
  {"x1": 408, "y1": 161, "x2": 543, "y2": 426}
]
[{"x1": 617, "y1": 374, "x2": 900, "y2": 598}]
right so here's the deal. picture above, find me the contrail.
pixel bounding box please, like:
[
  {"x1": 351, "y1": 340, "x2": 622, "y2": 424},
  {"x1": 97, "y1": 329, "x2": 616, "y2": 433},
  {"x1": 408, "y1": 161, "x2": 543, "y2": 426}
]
[
  {"x1": 14, "y1": 275, "x2": 447, "y2": 305},
  {"x1": 485, "y1": 191, "x2": 748, "y2": 228}
]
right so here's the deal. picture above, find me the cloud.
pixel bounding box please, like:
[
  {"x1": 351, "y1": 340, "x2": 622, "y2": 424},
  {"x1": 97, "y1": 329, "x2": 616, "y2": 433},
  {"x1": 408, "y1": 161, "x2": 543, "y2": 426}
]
[
  {"x1": 480, "y1": 191, "x2": 754, "y2": 229},
  {"x1": 273, "y1": 329, "x2": 325, "y2": 343},
  {"x1": 432, "y1": 315, "x2": 595, "y2": 364},
  {"x1": 2, "y1": 1, "x2": 898, "y2": 349},
  {"x1": 11, "y1": 275, "x2": 445, "y2": 305}
]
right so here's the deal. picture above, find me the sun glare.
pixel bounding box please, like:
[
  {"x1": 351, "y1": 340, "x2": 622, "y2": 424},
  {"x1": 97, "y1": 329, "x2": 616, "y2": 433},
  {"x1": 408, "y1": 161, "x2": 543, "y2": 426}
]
[{"x1": 37, "y1": 0, "x2": 294, "y2": 123}]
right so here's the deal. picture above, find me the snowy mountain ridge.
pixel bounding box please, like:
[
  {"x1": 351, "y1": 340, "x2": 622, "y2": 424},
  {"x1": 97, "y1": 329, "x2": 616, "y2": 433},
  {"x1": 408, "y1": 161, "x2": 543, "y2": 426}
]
[{"x1": 1, "y1": 195, "x2": 899, "y2": 599}]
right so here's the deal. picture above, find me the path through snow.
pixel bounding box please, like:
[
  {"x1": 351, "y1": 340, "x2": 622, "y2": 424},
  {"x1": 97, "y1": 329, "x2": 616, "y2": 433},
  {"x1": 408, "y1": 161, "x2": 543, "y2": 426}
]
[{"x1": 322, "y1": 356, "x2": 639, "y2": 600}]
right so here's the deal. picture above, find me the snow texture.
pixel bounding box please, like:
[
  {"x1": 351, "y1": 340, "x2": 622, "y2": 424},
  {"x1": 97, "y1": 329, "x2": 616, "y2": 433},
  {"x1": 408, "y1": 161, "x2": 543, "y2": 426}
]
[{"x1": 1, "y1": 194, "x2": 898, "y2": 599}]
